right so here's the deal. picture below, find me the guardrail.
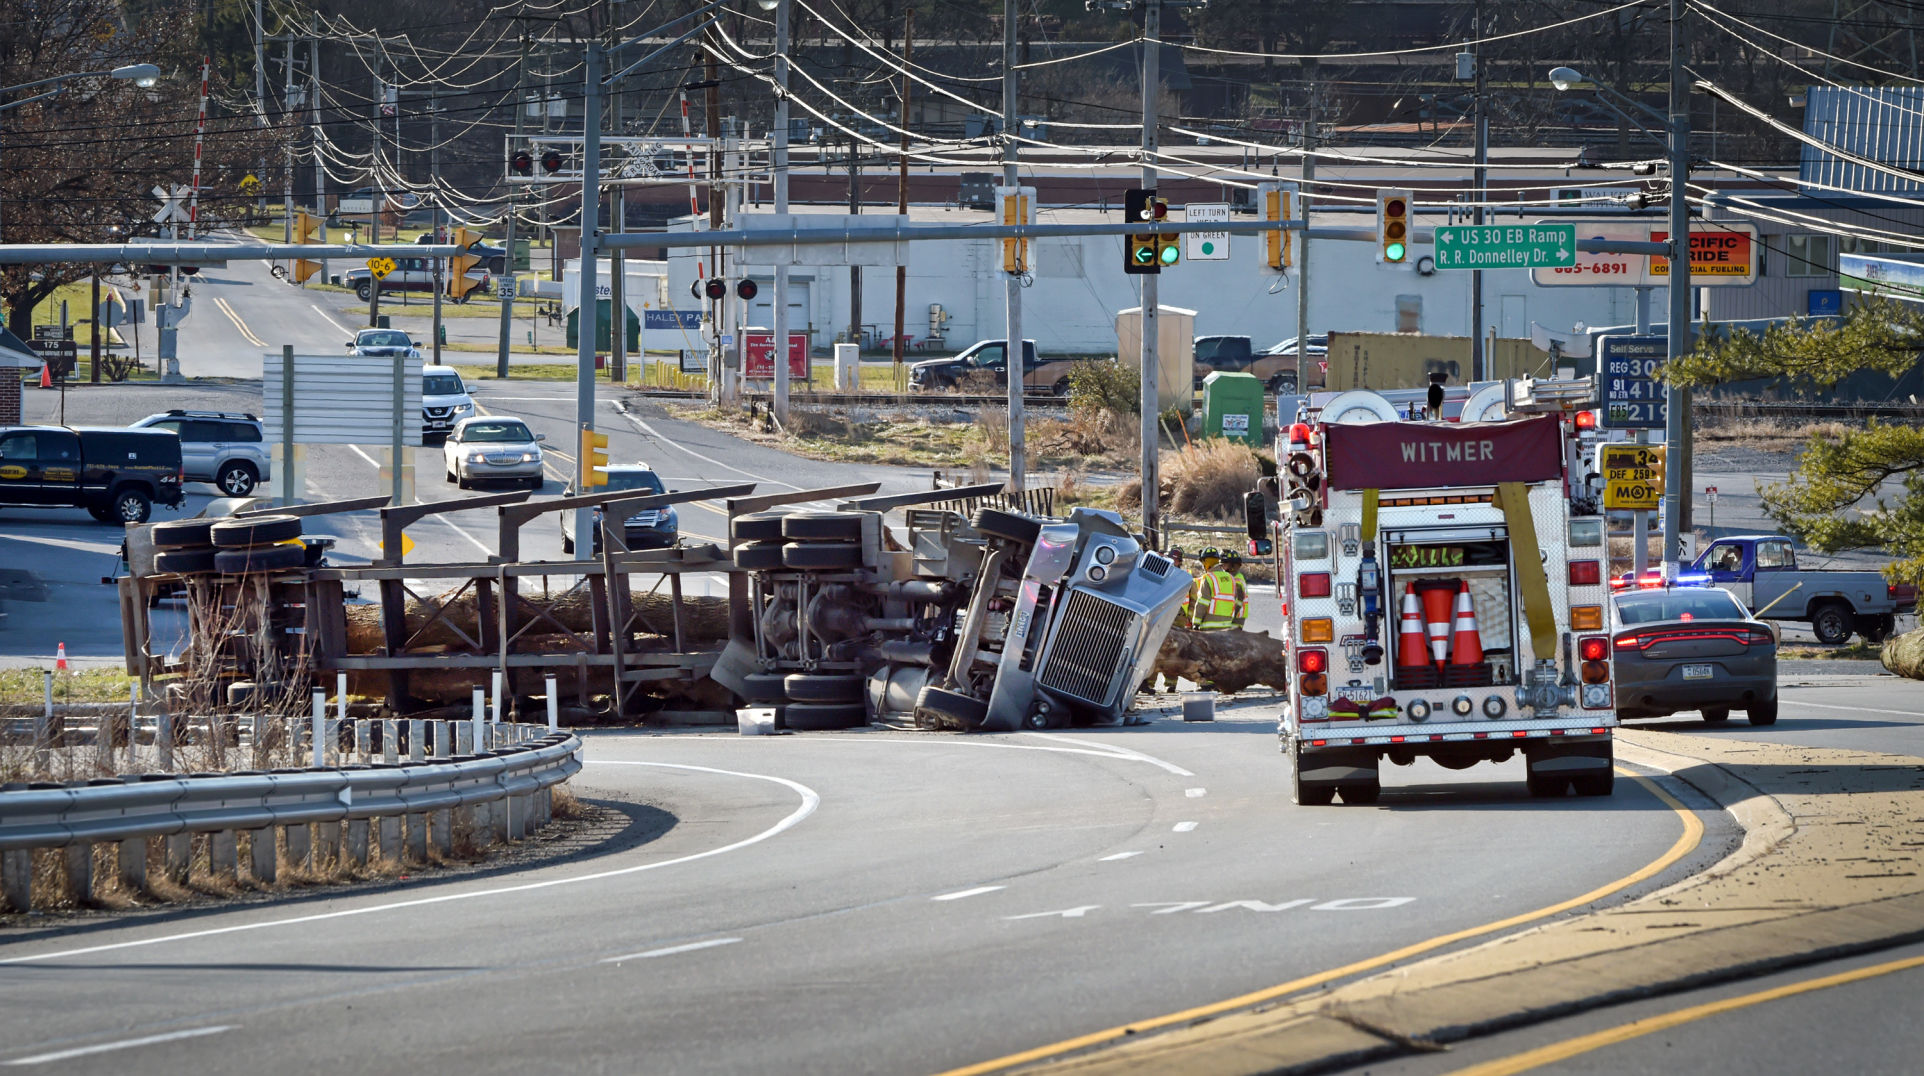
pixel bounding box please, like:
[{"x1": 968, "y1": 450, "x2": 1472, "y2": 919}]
[{"x1": 0, "y1": 725, "x2": 582, "y2": 915}]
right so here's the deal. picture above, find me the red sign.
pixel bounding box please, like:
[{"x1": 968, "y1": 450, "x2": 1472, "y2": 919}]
[
  {"x1": 744, "y1": 332, "x2": 808, "y2": 378},
  {"x1": 1323, "y1": 415, "x2": 1563, "y2": 491},
  {"x1": 1650, "y1": 227, "x2": 1755, "y2": 280}
]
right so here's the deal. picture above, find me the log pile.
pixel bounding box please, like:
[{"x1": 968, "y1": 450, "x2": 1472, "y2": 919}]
[
  {"x1": 1882, "y1": 627, "x2": 1924, "y2": 680},
  {"x1": 1150, "y1": 626, "x2": 1290, "y2": 696}
]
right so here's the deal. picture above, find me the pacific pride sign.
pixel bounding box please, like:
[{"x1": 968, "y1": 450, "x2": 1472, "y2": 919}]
[
  {"x1": 1323, "y1": 415, "x2": 1563, "y2": 491},
  {"x1": 1651, "y1": 225, "x2": 1756, "y2": 282}
]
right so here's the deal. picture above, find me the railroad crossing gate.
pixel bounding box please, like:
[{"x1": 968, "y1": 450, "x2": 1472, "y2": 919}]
[{"x1": 1601, "y1": 444, "x2": 1666, "y2": 510}]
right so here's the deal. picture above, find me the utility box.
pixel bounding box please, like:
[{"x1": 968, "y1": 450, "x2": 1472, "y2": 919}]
[
  {"x1": 513, "y1": 239, "x2": 531, "y2": 271},
  {"x1": 834, "y1": 343, "x2": 860, "y2": 391},
  {"x1": 566, "y1": 299, "x2": 640, "y2": 351},
  {"x1": 1201, "y1": 370, "x2": 1264, "y2": 446},
  {"x1": 1115, "y1": 305, "x2": 1197, "y2": 414}
]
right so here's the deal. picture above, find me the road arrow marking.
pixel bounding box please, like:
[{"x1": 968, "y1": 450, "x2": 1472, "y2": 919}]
[
  {"x1": 1098, "y1": 851, "x2": 1144, "y2": 861},
  {"x1": 1004, "y1": 906, "x2": 1100, "y2": 920},
  {"x1": 1197, "y1": 899, "x2": 1316, "y2": 914},
  {"x1": 1173, "y1": 821, "x2": 1199, "y2": 832}
]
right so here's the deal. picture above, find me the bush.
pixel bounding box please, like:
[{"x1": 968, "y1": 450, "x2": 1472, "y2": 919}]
[
  {"x1": 1067, "y1": 359, "x2": 1140, "y2": 413},
  {"x1": 1031, "y1": 408, "x2": 1140, "y2": 467},
  {"x1": 1116, "y1": 438, "x2": 1262, "y2": 521}
]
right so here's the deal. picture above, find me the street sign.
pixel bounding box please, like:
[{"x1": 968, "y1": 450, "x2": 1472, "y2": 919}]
[
  {"x1": 152, "y1": 183, "x2": 191, "y2": 225},
  {"x1": 1532, "y1": 221, "x2": 1759, "y2": 287},
  {"x1": 1433, "y1": 223, "x2": 1575, "y2": 270},
  {"x1": 1601, "y1": 444, "x2": 1666, "y2": 510},
  {"x1": 1183, "y1": 203, "x2": 1230, "y2": 261},
  {"x1": 500, "y1": 278, "x2": 516, "y2": 300},
  {"x1": 367, "y1": 256, "x2": 397, "y2": 279},
  {"x1": 1599, "y1": 335, "x2": 1668, "y2": 429}
]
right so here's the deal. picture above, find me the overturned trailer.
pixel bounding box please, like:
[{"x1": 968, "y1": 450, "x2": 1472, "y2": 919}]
[{"x1": 712, "y1": 490, "x2": 1193, "y2": 732}]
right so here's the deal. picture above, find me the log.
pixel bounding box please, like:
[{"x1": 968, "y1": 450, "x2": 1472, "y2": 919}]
[
  {"x1": 1151, "y1": 626, "x2": 1290, "y2": 696},
  {"x1": 343, "y1": 588, "x2": 731, "y2": 652},
  {"x1": 1882, "y1": 627, "x2": 1924, "y2": 680}
]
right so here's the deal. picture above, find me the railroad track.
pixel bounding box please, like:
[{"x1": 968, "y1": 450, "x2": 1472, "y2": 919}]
[{"x1": 632, "y1": 389, "x2": 1072, "y2": 409}]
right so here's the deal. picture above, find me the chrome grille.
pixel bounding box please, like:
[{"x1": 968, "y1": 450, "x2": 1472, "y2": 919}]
[
  {"x1": 1140, "y1": 553, "x2": 1168, "y2": 578},
  {"x1": 1038, "y1": 589, "x2": 1136, "y2": 704}
]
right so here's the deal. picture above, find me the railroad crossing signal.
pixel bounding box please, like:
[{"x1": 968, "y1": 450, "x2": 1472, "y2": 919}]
[
  {"x1": 1377, "y1": 189, "x2": 1411, "y2": 264},
  {"x1": 366, "y1": 256, "x2": 396, "y2": 280},
  {"x1": 1260, "y1": 182, "x2": 1293, "y2": 274},
  {"x1": 292, "y1": 211, "x2": 321, "y2": 284},
  {"x1": 580, "y1": 428, "x2": 610, "y2": 487},
  {"x1": 449, "y1": 227, "x2": 483, "y2": 300},
  {"x1": 1601, "y1": 444, "x2": 1666, "y2": 510}
]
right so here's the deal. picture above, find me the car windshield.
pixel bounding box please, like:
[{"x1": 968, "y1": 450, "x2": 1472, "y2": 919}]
[
  {"x1": 1614, "y1": 589, "x2": 1747, "y2": 625},
  {"x1": 423, "y1": 374, "x2": 465, "y2": 396},
  {"x1": 459, "y1": 421, "x2": 532, "y2": 443},
  {"x1": 606, "y1": 470, "x2": 665, "y2": 493},
  {"x1": 358, "y1": 331, "x2": 411, "y2": 348}
]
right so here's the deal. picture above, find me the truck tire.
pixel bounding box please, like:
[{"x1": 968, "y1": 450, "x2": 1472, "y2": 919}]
[
  {"x1": 1526, "y1": 773, "x2": 1569, "y2": 798},
  {"x1": 914, "y1": 684, "x2": 988, "y2": 728},
  {"x1": 1572, "y1": 771, "x2": 1615, "y2": 797},
  {"x1": 783, "y1": 702, "x2": 867, "y2": 730},
  {"x1": 730, "y1": 512, "x2": 788, "y2": 543},
  {"x1": 213, "y1": 543, "x2": 306, "y2": 574},
  {"x1": 215, "y1": 460, "x2": 259, "y2": 496},
  {"x1": 109, "y1": 487, "x2": 153, "y2": 524},
  {"x1": 1810, "y1": 601, "x2": 1853, "y2": 645},
  {"x1": 781, "y1": 511, "x2": 865, "y2": 541},
  {"x1": 734, "y1": 541, "x2": 787, "y2": 571},
  {"x1": 1337, "y1": 781, "x2": 1381, "y2": 805},
  {"x1": 356, "y1": 281, "x2": 373, "y2": 301},
  {"x1": 211, "y1": 514, "x2": 302, "y2": 548},
  {"x1": 153, "y1": 548, "x2": 218, "y2": 574},
  {"x1": 151, "y1": 519, "x2": 217, "y2": 549},
  {"x1": 1701, "y1": 707, "x2": 1730, "y2": 724},
  {"x1": 783, "y1": 542, "x2": 863, "y2": 570},
  {"x1": 1855, "y1": 613, "x2": 1897, "y2": 643},
  {"x1": 1747, "y1": 697, "x2": 1779, "y2": 726},
  {"x1": 737, "y1": 672, "x2": 789, "y2": 703},
  {"x1": 972, "y1": 507, "x2": 1041, "y2": 545},
  {"x1": 1290, "y1": 751, "x2": 1336, "y2": 806},
  {"x1": 784, "y1": 673, "x2": 865, "y2": 703}
]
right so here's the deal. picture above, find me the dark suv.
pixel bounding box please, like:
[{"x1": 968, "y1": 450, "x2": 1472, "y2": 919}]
[{"x1": 0, "y1": 426, "x2": 184, "y2": 524}]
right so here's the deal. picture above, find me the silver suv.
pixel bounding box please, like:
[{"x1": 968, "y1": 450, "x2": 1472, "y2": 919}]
[{"x1": 131, "y1": 409, "x2": 271, "y2": 496}]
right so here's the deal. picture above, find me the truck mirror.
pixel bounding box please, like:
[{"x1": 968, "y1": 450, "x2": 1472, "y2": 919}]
[
  {"x1": 1250, "y1": 538, "x2": 1273, "y2": 557},
  {"x1": 1243, "y1": 490, "x2": 1268, "y2": 540}
]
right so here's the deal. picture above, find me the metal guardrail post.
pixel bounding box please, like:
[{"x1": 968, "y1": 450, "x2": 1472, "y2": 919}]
[
  {"x1": 62, "y1": 844, "x2": 91, "y2": 905},
  {"x1": 382, "y1": 720, "x2": 399, "y2": 764},
  {"x1": 118, "y1": 836, "x2": 146, "y2": 895},
  {"x1": 345, "y1": 811, "x2": 370, "y2": 867},
  {"x1": 3, "y1": 849, "x2": 30, "y2": 912},
  {"x1": 165, "y1": 824, "x2": 190, "y2": 883},
  {"x1": 312, "y1": 691, "x2": 326, "y2": 768},
  {"x1": 249, "y1": 827, "x2": 276, "y2": 884},
  {"x1": 210, "y1": 830, "x2": 239, "y2": 879},
  {"x1": 546, "y1": 676, "x2": 559, "y2": 732}
]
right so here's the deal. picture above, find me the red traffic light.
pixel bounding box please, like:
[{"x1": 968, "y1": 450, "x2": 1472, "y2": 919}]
[
  {"x1": 540, "y1": 149, "x2": 564, "y2": 174},
  {"x1": 1385, "y1": 197, "x2": 1407, "y2": 217},
  {"x1": 736, "y1": 279, "x2": 758, "y2": 300},
  {"x1": 1151, "y1": 198, "x2": 1168, "y2": 221},
  {"x1": 704, "y1": 278, "x2": 727, "y2": 299},
  {"x1": 510, "y1": 151, "x2": 533, "y2": 176}
]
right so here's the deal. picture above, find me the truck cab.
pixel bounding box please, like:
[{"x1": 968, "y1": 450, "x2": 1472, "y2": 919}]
[{"x1": 1690, "y1": 534, "x2": 1915, "y2": 643}]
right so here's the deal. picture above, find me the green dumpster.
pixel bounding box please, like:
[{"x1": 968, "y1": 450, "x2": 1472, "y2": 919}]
[
  {"x1": 1201, "y1": 370, "x2": 1264, "y2": 446},
  {"x1": 565, "y1": 300, "x2": 640, "y2": 352},
  {"x1": 512, "y1": 238, "x2": 531, "y2": 271}
]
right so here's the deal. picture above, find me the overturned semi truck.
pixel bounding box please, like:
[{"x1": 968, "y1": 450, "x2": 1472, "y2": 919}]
[{"x1": 711, "y1": 501, "x2": 1194, "y2": 731}]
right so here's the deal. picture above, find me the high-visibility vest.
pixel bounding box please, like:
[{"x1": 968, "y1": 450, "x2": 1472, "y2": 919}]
[
  {"x1": 1194, "y1": 569, "x2": 1241, "y2": 629},
  {"x1": 1229, "y1": 572, "x2": 1250, "y2": 624}
]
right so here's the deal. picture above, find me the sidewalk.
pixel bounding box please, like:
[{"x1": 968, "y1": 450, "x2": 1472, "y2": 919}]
[{"x1": 1030, "y1": 728, "x2": 1924, "y2": 1075}]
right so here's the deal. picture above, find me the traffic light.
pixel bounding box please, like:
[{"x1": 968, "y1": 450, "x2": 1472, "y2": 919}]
[
  {"x1": 1152, "y1": 197, "x2": 1179, "y2": 268},
  {"x1": 736, "y1": 279, "x2": 758, "y2": 300},
  {"x1": 510, "y1": 150, "x2": 533, "y2": 176},
  {"x1": 449, "y1": 227, "x2": 483, "y2": 300},
  {"x1": 580, "y1": 428, "x2": 610, "y2": 487},
  {"x1": 704, "y1": 279, "x2": 727, "y2": 300},
  {"x1": 1259, "y1": 182, "x2": 1293, "y2": 274},
  {"x1": 999, "y1": 185, "x2": 1034, "y2": 274},
  {"x1": 1124, "y1": 187, "x2": 1159, "y2": 275},
  {"x1": 1377, "y1": 189, "x2": 1412, "y2": 264},
  {"x1": 292, "y1": 210, "x2": 321, "y2": 284},
  {"x1": 540, "y1": 149, "x2": 564, "y2": 174}
]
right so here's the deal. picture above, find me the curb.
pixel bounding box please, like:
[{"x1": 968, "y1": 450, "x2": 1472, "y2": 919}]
[{"x1": 1023, "y1": 730, "x2": 1924, "y2": 1075}]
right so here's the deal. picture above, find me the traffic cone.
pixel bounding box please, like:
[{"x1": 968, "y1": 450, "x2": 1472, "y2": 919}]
[
  {"x1": 55, "y1": 642, "x2": 67, "y2": 671},
  {"x1": 39, "y1": 364, "x2": 51, "y2": 389},
  {"x1": 1419, "y1": 582, "x2": 1456, "y2": 668},
  {"x1": 1396, "y1": 584, "x2": 1429, "y2": 668},
  {"x1": 1450, "y1": 581, "x2": 1485, "y2": 666}
]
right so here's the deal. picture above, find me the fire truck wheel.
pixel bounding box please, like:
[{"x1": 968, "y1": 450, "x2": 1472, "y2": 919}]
[
  {"x1": 733, "y1": 541, "x2": 787, "y2": 570},
  {"x1": 152, "y1": 548, "x2": 218, "y2": 574},
  {"x1": 737, "y1": 673, "x2": 789, "y2": 703},
  {"x1": 210, "y1": 514, "x2": 303, "y2": 548},
  {"x1": 972, "y1": 507, "x2": 1041, "y2": 545},
  {"x1": 730, "y1": 512, "x2": 788, "y2": 543},
  {"x1": 1571, "y1": 771, "x2": 1615, "y2": 797},
  {"x1": 784, "y1": 674, "x2": 864, "y2": 703},
  {"x1": 1700, "y1": 707, "x2": 1731, "y2": 724},
  {"x1": 151, "y1": 519, "x2": 218, "y2": 550},
  {"x1": 914, "y1": 685, "x2": 988, "y2": 728},
  {"x1": 783, "y1": 702, "x2": 867, "y2": 730},
  {"x1": 1337, "y1": 781, "x2": 1380, "y2": 805},
  {"x1": 1288, "y1": 745, "x2": 1337, "y2": 806},
  {"x1": 781, "y1": 511, "x2": 865, "y2": 541},
  {"x1": 783, "y1": 542, "x2": 863, "y2": 569},
  {"x1": 1526, "y1": 773, "x2": 1570, "y2": 798}
]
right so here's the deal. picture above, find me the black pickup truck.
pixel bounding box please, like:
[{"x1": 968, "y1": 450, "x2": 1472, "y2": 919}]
[{"x1": 0, "y1": 426, "x2": 184, "y2": 524}]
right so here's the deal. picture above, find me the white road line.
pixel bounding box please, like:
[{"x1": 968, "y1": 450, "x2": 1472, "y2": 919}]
[
  {"x1": 1185, "y1": 788, "x2": 1206, "y2": 798},
  {"x1": 6, "y1": 1026, "x2": 235, "y2": 1066},
  {"x1": 1784, "y1": 699, "x2": 1924, "y2": 718},
  {"x1": 1019, "y1": 732, "x2": 1197, "y2": 778},
  {"x1": 613, "y1": 403, "x2": 801, "y2": 490},
  {"x1": 309, "y1": 302, "x2": 353, "y2": 335},
  {"x1": 790, "y1": 735, "x2": 1196, "y2": 774},
  {"x1": 1, "y1": 762, "x2": 818, "y2": 966},
  {"x1": 600, "y1": 937, "x2": 740, "y2": 963},
  {"x1": 931, "y1": 885, "x2": 1006, "y2": 902},
  {"x1": 1173, "y1": 821, "x2": 1199, "y2": 833},
  {"x1": 344, "y1": 445, "x2": 492, "y2": 557},
  {"x1": 1098, "y1": 851, "x2": 1144, "y2": 862}
]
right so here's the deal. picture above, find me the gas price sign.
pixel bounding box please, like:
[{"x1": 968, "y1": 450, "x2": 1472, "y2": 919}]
[
  {"x1": 1601, "y1": 444, "x2": 1666, "y2": 510},
  {"x1": 1600, "y1": 335, "x2": 1668, "y2": 430}
]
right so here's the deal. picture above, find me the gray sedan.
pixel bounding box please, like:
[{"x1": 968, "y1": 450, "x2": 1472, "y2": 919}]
[
  {"x1": 1610, "y1": 582, "x2": 1778, "y2": 725},
  {"x1": 443, "y1": 417, "x2": 545, "y2": 489}
]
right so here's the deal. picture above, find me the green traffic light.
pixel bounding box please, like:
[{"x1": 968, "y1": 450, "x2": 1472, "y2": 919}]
[
  {"x1": 1133, "y1": 245, "x2": 1156, "y2": 264},
  {"x1": 1385, "y1": 242, "x2": 1406, "y2": 262},
  {"x1": 1159, "y1": 243, "x2": 1180, "y2": 266}
]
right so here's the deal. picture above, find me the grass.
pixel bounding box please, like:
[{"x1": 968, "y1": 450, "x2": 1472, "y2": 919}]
[
  {"x1": 0, "y1": 666, "x2": 136, "y2": 706},
  {"x1": 1694, "y1": 417, "x2": 1848, "y2": 456},
  {"x1": 1778, "y1": 640, "x2": 1885, "y2": 660},
  {"x1": 451, "y1": 363, "x2": 588, "y2": 381}
]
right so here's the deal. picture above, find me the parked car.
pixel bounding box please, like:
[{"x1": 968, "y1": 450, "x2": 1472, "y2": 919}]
[
  {"x1": 1609, "y1": 578, "x2": 1778, "y2": 725},
  {"x1": 908, "y1": 339, "x2": 1092, "y2": 396},
  {"x1": 130, "y1": 410, "x2": 270, "y2": 497},
  {"x1": 0, "y1": 425, "x2": 184, "y2": 524},
  {"x1": 342, "y1": 255, "x2": 491, "y2": 302},
  {"x1": 346, "y1": 327, "x2": 422, "y2": 358},
  {"x1": 1693, "y1": 534, "x2": 1917, "y2": 644},
  {"x1": 443, "y1": 416, "x2": 545, "y2": 490},
  {"x1": 416, "y1": 231, "x2": 509, "y2": 275},
  {"x1": 560, "y1": 465, "x2": 679, "y2": 555},
  {"x1": 421, "y1": 364, "x2": 475, "y2": 440},
  {"x1": 1192, "y1": 334, "x2": 1326, "y2": 393}
]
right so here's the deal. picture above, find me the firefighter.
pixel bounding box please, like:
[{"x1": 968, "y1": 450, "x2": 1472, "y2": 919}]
[
  {"x1": 1222, "y1": 550, "x2": 1251, "y2": 630},
  {"x1": 1192, "y1": 555, "x2": 1240, "y2": 632}
]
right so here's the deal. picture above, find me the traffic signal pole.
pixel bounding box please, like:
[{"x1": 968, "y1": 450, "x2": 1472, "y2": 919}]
[
  {"x1": 1295, "y1": 61, "x2": 1315, "y2": 396},
  {"x1": 772, "y1": 0, "x2": 792, "y2": 427},
  {"x1": 1662, "y1": 0, "x2": 1691, "y2": 574},
  {"x1": 574, "y1": 44, "x2": 602, "y2": 560},
  {"x1": 1003, "y1": 0, "x2": 1025, "y2": 491},
  {"x1": 1139, "y1": 0, "x2": 1161, "y2": 548},
  {"x1": 498, "y1": 33, "x2": 527, "y2": 379}
]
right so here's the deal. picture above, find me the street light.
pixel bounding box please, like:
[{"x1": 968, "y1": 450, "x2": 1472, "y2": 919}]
[{"x1": 1, "y1": 61, "x2": 163, "y2": 252}]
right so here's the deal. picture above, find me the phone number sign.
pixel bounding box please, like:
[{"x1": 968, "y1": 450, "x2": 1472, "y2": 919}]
[{"x1": 1599, "y1": 335, "x2": 1668, "y2": 430}]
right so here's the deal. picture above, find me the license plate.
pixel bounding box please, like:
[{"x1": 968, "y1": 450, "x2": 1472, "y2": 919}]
[{"x1": 1682, "y1": 664, "x2": 1713, "y2": 680}]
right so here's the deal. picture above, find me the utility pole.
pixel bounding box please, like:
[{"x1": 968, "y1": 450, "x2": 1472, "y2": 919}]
[
  {"x1": 573, "y1": 44, "x2": 603, "y2": 558},
  {"x1": 430, "y1": 86, "x2": 443, "y2": 365},
  {"x1": 1139, "y1": 0, "x2": 1162, "y2": 546},
  {"x1": 1295, "y1": 60, "x2": 1315, "y2": 396},
  {"x1": 1003, "y1": 0, "x2": 1026, "y2": 491},
  {"x1": 367, "y1": 40, "x2": 384, "y2": 328},
  {"x1": 1633, "y1": 285, "x2": 1651, "y2": 580},
  {"x1": 1470, "y1": 0, "x2": 1487, "y2": 382},
  {"x1": 894, "y1": 7, "x2": 914, "y2": 374},
  {"x1": 772, "y1": 0, "x2": 792, "y2": 425},
  {"x1": 1662, "y1": 0, "x2": 1692, "y2": 573},
  {"x1": 848, "y1": 135, "x2": 862, "y2": 355},
  {"x1": 310, "y1": 24, "x2": 327, "y2": 286},
  {"x1": 283, "y1": 33, "x2": 296, "y2": 272},
  {"x1": 498, "y1": 33, "x2": 528, "y2": 378},
  {"x1": 706, "y1": 47, "x2": 727, "y2": 399},
  {"x1": 607, "y1": 8, "x2": 626, "y2": 385}
]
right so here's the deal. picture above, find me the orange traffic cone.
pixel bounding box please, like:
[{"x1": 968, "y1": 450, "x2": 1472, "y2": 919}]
[
  {"x1": 1449, "y1": 581, "x2": 1485, "y2": 666},
  {"x1": 39, "y1": 364, "x2": 51, "y2": 389},
  {"x1": 1396, "y1": 584, "x2": 1429, "y2": 668},
  {"x1": 1418, "y1": 582, "x2": 1456, "y2": 668},
  {"x1": 55, "y1": 642, "x2": 68, "y2": 671}
]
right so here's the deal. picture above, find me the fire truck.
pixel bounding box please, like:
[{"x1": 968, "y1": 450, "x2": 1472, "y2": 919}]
[{"x1": 1267, "y1": 380, "x2": 1617, "y2": 805}]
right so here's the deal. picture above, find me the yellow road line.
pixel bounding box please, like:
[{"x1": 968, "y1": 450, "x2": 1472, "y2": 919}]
[
  {"x1": 1447, "y1": 950, "x2": 1924, "y2": 1075},
  {"x1": 213, "y1": 296, "x2": 267, "y2": 348},
  {"x1": 935, "y1": 769, "x2": 1703, "y2": 1076}
]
